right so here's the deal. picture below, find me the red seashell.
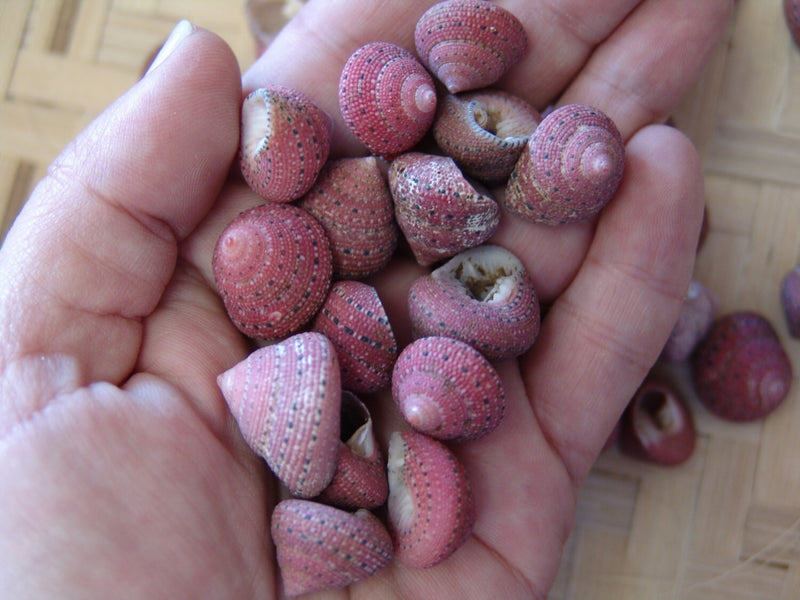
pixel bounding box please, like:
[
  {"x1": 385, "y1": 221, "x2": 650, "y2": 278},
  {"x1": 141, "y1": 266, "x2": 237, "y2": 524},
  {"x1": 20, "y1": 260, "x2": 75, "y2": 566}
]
[
  {"x1": 297, "y1": 156, "x2": 398, "y2": 279},
  {"x1": 339, "y1": 41, "x2": 437, "y2": 158},
  {"x1": 692, "y1": 312, "x2": 793, "y2": 422},
  {"x1": 660, "y1": 280, "x2": 718, "y2": 363},
  {"x1": 271, "y1": 499, "x2": 393, "y2": 597},
  {"x1": 781, "y1": 266, "x2": 800, "y2": 338},
  {"x1": 239, "y1": 85, "x2": 332, "y2": 203},
  {"x1": 415, "y1": 0, "x2": 528, "y2": 93},
  {"x1": 389, "y1": 152, "x2": 500, "y2": 266},
  {"x1": 212, "y1": 203, "x2": 332, "y2": 340},
  {"x1": 387, "y1": 430, "x2": 476, "y2": 568},
  {"x1": 216, "y1": 332, "x2": 342, "y2": 497}
]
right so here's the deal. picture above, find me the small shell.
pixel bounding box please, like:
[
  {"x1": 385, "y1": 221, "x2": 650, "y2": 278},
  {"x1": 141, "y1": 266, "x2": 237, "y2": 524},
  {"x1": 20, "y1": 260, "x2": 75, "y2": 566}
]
[
  {"x1": 504, "y1": 103, "x2": 625, "y2": 225},
  {"x1": 317, "y1": 391, "x2": 389, "y2": 509},
  {"x1": 216, "y1": 332, "x2": 341, "y2": 498},
  {"x1": 780, "y1": 265, "x2": 800, "y2": 338},
  {"x1": 339, "y1": 41, "x2": 437, "y2": 158},
  {"x1": 389, "y1": 152, "x2": 500, "y2": 266},
  {"x1": 786, "y1": 0, "x2": 800, "y2": 47},
  {"x1": 297, "y1": 157, "x2": 398, "y2": 279},
  {"x1": 213, "y1": 203, "x2": 332, "y2": 340},
  {"x1": 660, "y1": 280, "x2": 719, "y2": 363},
  {"x1": 392, "y1": 336, "x2": 505, "y2": 441},
  {"x1": 433, "y1": 90, "x2": 541, "y2": 184},
  {"x1": 415, "y1": 0, "x2": 528, "y2": 93},
  {"x1": 240, "y1": 86, "x2": 332, "y2": 203},
  {"x1": 271, "y1": 499, "x2": 393, "y2": 597},
  {"x1": 408, "y1": 244, "x2": 540, "y2": 361},
  {"x1": 692, "y1": 312, "x2": 793, "y2": 422},
  {"x1": 387, "y1": 430, "x2": 476, "y2": 568},
  {"x1": 312, "y1": 280, "x2": 398, "y2": 394}
]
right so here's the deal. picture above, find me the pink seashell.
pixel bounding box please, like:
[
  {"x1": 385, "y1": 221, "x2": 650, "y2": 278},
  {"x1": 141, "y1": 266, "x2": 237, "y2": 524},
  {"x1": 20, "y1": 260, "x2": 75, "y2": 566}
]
[
  {"x1": 216, "y1": 332, "x2": 341, "y2": 497},
  {"x1": 780, "y1": 265, "x2": 800, "y2": 338},
  {"x1": 504, "y1": 103, "x2": 625, "y2": 225},
  {"x1": 660, "y1": 279, "x2": 719, "y2": 363},
  {"x1": 312, "y1": 280, "x2": 398, "y2": 394},
  {"x1": 212, "y1": 203, "x2": 332, "y2": 340},
  {"x1": 408, "y1": 244, "x2": 541, "y2": 361},
  {"x1": 433, "y1": 89, "x2": 541, "y2": 184},
  {"x1": 271, "y1": 499, "x2": 393, "y2": 597},
  {"x1": 786, "y1": 0, "x2": 800, "y2": 47},
  {"x1": 297, "y1": 157, "x2": 398, "y2": 279},
  {"x1": 692, "y1": 312, "x2": 793, "y2": 422},
  {"x1": 316, "y1": 391, "x2": 389, "y2": 509},
  {"x1": 339, "y1": 41, "x2": 437, "y2": 158},
  {"x1": 392, "y1": 336, "x2": 505, "y2": 441},
  {"x1": 415, "y1": 0, "x2": 528, "y2": 93},
  {"x1": 389, "y1": 152, "x2": 500, "y2": 266},
  {"x1": 240, "y1": 85, "x2": 332, "y2": 203},
  {"x1": 387, "y1": 430, "x2": 476, "y2": 568}
]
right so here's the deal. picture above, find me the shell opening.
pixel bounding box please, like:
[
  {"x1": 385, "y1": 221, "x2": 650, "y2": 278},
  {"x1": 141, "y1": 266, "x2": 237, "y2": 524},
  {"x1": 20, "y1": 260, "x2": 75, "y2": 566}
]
[
  {"x1": 633, "y1": 389, "x2": 684, "y2": 447},
  {"x1": 448, "y1": 248, "x2": 520, "y2": 303},
  {"x1": 387, "y1": 432, "x2": 415, "y2": 531},
  {"x1": 340, "y1": 391, "x2": 374, "y2": 458},
  {"x1": 242, "y1": 92, "x2": 272, "y2": 159}
]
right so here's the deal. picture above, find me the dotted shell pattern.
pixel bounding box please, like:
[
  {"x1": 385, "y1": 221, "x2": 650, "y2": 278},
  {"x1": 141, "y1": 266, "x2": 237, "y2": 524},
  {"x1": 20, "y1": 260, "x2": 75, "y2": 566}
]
[
  {"x1": 414, "y1": 0, "x2": 528, "y2": 93},
  {"x1": 239, "y1": 85, "x2": 332, "y2": 203},
  {"x1": 504, "y1": 103, "x2": 625, "y2": 225},
  {"x1": 212, "y1": 203, "x2": 332, "y2": 341},
  {"x1": 271, "y1": 499, "x2": 394, "y2": 597},
  {"x1": 339, "y1": 41, "x2": 438, "y2": 158}
]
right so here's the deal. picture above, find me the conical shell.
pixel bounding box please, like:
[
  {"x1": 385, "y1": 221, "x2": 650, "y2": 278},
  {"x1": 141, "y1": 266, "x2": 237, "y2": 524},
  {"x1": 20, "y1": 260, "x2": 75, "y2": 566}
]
[
  {"x1": 408, "y1": 244, "x2": 540, "y2": 360},
  {"x1": 389, "y1": 152, "x2": 500, "y2": 266},
  {"x1": 212, "y1": 203, "x2": 332, "y2": 340},
  {"x1": 297, "y1": 157, "x2": 398, "y2": 279},
  {"x1": 433, "y1": 90, "x2": 541, "y2": 185},
  {"x1": 504, "y1": 103, "x2": 625, "y2": 225},
  {"x1": 339, "y1": 41, "x2": 437, "y2": 158},
  {"x1": 313, "y1": 280, "x2": 398, "y2": 394},
  {"x1": 240, "y1": 86, "x2": 332, "y2": 203},
  {"x1": 387, "y1": 430, "x2": 476, "y2": 568},
  {"x1": 392, "y1": 336, "x2": 505, "y2": 441},
  {"x1": 415, "y1": 0, "x2": 528, "y2": 93},
  {"x1": 781, "y1": 266, "x2": 800, "y2": 338},
  {"x1": 271, "y1": 499, "x2": 394, "y2": 597},
  {"x1": 216, "y1": 332, "x2": 341, "y2": 497}
]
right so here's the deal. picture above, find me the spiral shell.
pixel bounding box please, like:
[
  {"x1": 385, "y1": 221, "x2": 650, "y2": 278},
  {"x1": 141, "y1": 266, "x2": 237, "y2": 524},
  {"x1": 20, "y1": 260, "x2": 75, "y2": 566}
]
[
  {"x1": 240, "y1": 86, "x2": 332, "y2": 203},
  {"x1": 660, "y1": 280, "x2": 719, "y2": 363},
  {"x1": 339, "y1": 41, "x2": 437, "y2": 158},
  {"x1": 504, "y1": 103, "x2": 625, "y2": 225},
  {"x1": 781, "y1": 265, "x2": 800, "y2": 338},
  {"x1": 408, "y1": 244, "x2": 540, "y2": 361},
  {"x1": 297, "y1": 157, "x2": 398, "y2": 279},
  {"x1": 415, "y1": 0, "x2": 528, "y2": 93},
  {"x1": 312, "y1": 280, "x2": 398, "y2": 394},
  {"x1": 392, "y1": 336, "x2": 505, "y2": 441},
  {"x1": 389, "y1": 152, "x2": 500, "y2": 266},
  {"x1": 387, "y1": 430, "x2": 476, "y2": 568},
  {"x1": 212, "y1": 203, "x2": 332, "y2": 340},
  {"x1": 271, "y1": 499, "x2": 394, "y2": 597},
  {"x1": 433, "y1": 90, "x2": 541, "y2": 184},
  {"x1": 692, "y1": 312, "x2": 793, "y2": 422},
  {"x1": 216, "y1": 332, "x2": 341, "y2": 498}
]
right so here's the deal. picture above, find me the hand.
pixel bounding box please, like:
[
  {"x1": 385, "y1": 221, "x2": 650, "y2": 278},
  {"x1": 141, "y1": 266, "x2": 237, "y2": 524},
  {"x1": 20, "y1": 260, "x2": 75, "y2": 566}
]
[{"x1": 0, "y1": 1, "x2": 733, "y2": 598}]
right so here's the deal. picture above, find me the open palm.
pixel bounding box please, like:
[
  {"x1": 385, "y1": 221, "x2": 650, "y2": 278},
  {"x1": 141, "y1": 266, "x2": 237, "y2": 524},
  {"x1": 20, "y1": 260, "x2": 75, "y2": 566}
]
[{"x1": 0, "y1": 1, "x2": 733, "y2": 598}]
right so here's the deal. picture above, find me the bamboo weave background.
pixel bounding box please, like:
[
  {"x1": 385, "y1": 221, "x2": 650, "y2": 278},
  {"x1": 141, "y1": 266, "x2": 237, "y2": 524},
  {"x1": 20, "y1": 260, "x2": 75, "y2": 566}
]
[{"x1": 1, "y1": 2, "x2": 799, "y2": 598}]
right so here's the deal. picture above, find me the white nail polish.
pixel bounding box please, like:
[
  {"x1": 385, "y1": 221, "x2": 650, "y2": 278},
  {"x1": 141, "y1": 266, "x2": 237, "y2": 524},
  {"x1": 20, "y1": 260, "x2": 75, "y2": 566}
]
[{"x1": 145, "y1": 19, "x2": 195, "y2": 76}]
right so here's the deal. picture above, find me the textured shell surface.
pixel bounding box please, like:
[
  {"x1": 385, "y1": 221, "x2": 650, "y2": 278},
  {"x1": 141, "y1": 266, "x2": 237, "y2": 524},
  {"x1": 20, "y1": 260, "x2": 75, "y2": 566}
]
[
  {"x1": 271, "y1": 499, "x2": 394, "y2": 597},
  {"x1": 414, "y1": 0, "x2": 528, "y2": 93},
  {"x1": 317, "y1": 391, "x2": 389, "y2": 509},
  {"x1": 339, "y1": 41, "x2": 437, "y2": 158},
  {"x1": 216, "y1": 332, "x2": 341, "y2": 498},
  {"x1": 387, "y1": 430, "x2": 476, "y2": 568},
  {"x1": 239, "y1": 85, "x2": 332, "y2": 203},
  {"x1": 297, "y1": 156, "x2": 398, "y2": 279},
  {"x1": 692, "y1": 312, "x2": 793, "y2": 422},
  {"x1": 313, "y1": 280, "x2": 398, "y2": 394},
  {"x1": 389, "y1": 152, "x2": 500, "y2": 266},
  {"x1": 212, "y1": 203, "x2": 332, "y2": 340},
  {"x1": 786, "y1": 0, "x2": 800, "y2": 46},
  {"x1": 504, "y1": 103, "x2": 625, "y2": 225},
  {"x1": 433, "y1": 90, "x2": 541, "y2": 184},
  {"x1": 392, "y1": 335, "x2": 505, "y2": 441},
  {"x1": 408, "y1": 244, "x2": 540, "y2": 360},
  {"x1": 780, "y1": 266, "x2": 800, "y2": 338},
  {"x1": 660, "y1": 279, "x2": 719, "y2": 363}
]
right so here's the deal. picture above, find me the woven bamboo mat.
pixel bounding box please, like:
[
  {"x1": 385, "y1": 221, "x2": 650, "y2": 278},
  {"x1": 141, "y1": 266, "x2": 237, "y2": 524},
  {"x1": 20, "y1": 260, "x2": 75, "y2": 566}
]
[{"x1": 1, "y1": 2, "x2": 799, "y2": 599}]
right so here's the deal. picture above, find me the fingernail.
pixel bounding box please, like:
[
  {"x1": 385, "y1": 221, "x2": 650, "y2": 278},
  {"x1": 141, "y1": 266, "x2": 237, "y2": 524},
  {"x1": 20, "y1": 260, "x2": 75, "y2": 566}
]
[{"x1": 145, "y1": 20, "x2": 195, "y2": 76}]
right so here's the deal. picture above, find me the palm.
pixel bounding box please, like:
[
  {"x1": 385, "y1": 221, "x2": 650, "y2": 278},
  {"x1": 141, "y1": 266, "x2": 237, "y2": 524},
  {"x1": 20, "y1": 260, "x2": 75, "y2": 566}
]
[{"x1": 0, "y1": 1, "x2": 733, "y2": 598}]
